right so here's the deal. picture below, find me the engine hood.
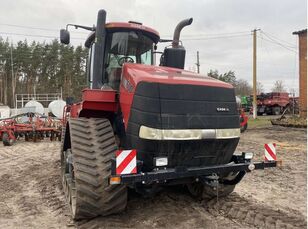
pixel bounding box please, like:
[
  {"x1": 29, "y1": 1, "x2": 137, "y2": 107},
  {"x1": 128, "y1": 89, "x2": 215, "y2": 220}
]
[{"x1": 121, "y1": 63, "x2": 233, "y2": 90}]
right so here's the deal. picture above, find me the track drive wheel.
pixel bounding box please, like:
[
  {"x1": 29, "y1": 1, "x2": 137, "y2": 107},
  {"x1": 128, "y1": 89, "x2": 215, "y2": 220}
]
[{"x1": 61, "y1": 118, "x2": 127, "y2": 220}]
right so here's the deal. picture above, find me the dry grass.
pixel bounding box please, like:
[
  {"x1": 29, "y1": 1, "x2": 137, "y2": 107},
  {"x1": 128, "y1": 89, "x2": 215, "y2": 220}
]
[
  {"x1": 247, "y1": 117, "x2": 272, "y2": 129},
  {"x1": 271, "y1": 116, "x2": 307, "y2": 128}
]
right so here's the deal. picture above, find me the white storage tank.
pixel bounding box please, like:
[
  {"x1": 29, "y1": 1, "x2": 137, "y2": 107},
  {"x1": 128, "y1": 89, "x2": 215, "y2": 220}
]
[
  {"x1": 48, "y1": 100, "x2": 66, "y2": 119},
  {"x1": 0, "y1": 105, "x2": 10, "y2": 119},
  {"x1": 24, "y1": 100, "x2": 45, "y2": 114}
]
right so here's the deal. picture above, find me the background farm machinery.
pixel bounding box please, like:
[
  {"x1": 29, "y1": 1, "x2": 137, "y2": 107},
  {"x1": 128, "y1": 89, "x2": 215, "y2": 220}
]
[{"x1": 0, "y1": 112, "x2": 62, "y2": 146}]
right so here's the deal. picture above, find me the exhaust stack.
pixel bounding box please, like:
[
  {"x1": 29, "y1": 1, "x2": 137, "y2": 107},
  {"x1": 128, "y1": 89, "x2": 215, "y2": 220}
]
[
  {"x1": 172, "y1": 18, "x2": 193, "y2": 48},
  {"x1": 92, "y1": 9, "x2": 107, "y2": 89},
  {"x1": 161, "y1": 18, "x2": 193, "y2": 69}
]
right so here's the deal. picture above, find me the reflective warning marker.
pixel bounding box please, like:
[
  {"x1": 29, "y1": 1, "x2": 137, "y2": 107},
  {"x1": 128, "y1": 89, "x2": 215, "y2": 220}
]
[
  {"x1": 264, "y1": 143, "x2": 277, "y2": 161},
  {"x1": 116, "y1": 150, "x2": 137, "y2": 175}
]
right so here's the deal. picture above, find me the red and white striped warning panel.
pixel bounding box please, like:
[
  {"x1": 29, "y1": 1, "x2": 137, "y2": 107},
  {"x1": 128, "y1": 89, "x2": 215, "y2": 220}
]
[
  {"x1": 116, "y1": 150, "x2": 137, "y2": 175},
  {"x1": 264, "y1": 143, "x2": 277, "y2": 161}
]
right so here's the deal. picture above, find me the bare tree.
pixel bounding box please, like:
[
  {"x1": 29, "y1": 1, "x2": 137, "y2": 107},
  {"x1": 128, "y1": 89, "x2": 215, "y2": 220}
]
[
  {"x1": 235, "y1": 79, "x2": 252, "y2": 96},
  {"x1": 257, "y1": 81, "x2": 264, "y2": 94},
  {"x1": 272, "y1": 80, "x2": 287, "y2": 92}
]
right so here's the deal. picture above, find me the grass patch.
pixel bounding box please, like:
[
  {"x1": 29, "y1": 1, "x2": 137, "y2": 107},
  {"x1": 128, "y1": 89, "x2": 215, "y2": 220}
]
[{"x1": 248, "y1": 118, "x2": 272, "y2": 129}]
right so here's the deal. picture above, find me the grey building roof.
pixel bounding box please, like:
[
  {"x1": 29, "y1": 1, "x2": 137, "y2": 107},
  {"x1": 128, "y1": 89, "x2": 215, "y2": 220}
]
[{"x1": 293, "y1": 29, "x2": 307, "y2": 35}]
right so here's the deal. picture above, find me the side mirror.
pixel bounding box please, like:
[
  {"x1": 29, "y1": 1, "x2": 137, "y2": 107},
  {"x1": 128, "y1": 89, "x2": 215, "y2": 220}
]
[{"x1": 60, "y1": 29, "x2": 70, "y2": 44}]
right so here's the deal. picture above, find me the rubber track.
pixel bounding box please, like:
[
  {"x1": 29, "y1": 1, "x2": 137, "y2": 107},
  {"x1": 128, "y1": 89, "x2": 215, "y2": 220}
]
[
  {"x1": 69, "y1": 118, "x2": 127, "y2": 219},
  {"x1": 206, "y1": 193, "x2": 307, "y2": 229}
]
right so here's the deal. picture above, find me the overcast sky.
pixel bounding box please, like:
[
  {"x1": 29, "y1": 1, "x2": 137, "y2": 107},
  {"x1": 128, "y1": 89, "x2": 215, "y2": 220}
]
[{"x1": 0, "y1": 0, "x2": 306, "y2": 94}]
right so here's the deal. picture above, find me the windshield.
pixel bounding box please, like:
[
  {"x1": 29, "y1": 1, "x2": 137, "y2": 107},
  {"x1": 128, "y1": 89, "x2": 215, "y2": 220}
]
[
  {"x1": 105, "y1": 31, "x2": 154, "y2": 89},
  {"x1": 106, "y1": 31, "x2": 153, "y2": 63}
]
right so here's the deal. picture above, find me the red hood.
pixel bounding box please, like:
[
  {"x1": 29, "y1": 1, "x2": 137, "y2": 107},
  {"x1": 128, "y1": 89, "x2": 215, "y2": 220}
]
[{"x1": 122, "y1": 63, "x2": 233, "y2": 89}]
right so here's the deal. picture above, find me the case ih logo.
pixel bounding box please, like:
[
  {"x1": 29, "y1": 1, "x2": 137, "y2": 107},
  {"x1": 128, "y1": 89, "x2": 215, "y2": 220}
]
[{"x1": 216, "y1": 107, "x2": 230, "y2": 112}]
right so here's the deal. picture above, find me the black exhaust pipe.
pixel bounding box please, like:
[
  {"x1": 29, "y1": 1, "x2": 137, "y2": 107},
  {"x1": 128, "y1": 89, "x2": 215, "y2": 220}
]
[
  {"x1": 172, "y1": 18, "x2": 193, "y2": 48},
  {"x1": 92, "y1": 9, "x2": 107, "y2": 89}
]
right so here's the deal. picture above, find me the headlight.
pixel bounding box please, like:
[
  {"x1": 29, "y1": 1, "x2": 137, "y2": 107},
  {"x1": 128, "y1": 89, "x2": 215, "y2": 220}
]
[
  {"x1": 139, "y1": 126, "x2": 240, "y2": 140},
  {"x1": 139, "y1": 126, "x2": 203, "y2": 140},
  {"x1": 154, "y1": 157, "x2": 168, "y2": 167},
  {"x1": 244, "y1": 152, "x2": 254, "y2": 160},
  {"x1": 216, "y1": 128, "x2": 240, "y2": 139},
  {"x1": 139, "y1": 126, "x2": 162, "y2": 140}
]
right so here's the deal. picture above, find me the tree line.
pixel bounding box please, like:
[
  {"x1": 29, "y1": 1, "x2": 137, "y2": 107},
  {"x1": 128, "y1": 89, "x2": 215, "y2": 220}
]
[
  {"x1": 0, "y1": 37, "x2": 88, "y2": 107},
  {"x1": 0, "y1": 36, "x2": 287, "y2": 108},
  {"x1": 208, "y1": 69, "x2": 287, "y2": 96}
]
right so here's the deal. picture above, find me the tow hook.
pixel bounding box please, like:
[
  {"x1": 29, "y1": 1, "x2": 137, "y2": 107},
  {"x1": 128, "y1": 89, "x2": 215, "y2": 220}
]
[{"x1": 200, "y1": 174, "x2": 220, "y2": 189}]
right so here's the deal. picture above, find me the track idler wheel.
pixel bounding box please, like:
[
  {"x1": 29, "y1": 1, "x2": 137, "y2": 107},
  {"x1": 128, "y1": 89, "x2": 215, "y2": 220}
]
[{"x1": 2, "y1": 132, "x2": 14, "y2": 146}]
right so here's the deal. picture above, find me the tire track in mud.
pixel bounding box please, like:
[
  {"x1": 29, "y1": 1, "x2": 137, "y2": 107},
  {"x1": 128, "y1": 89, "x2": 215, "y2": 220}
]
[
  {"x1": 75, "y1": 188, "x2": 213, "y2": 229},
  {"x1": 205, "y1": 193, "x2": 307, "y2": 229},
  {"x1": 0, "y1": 140, "x2": 71, "y2": 228},
  {"x1": 35, "y1": 160, "x2": 68, "y2": 216},
  {"x1": 76, "y1": 189, "x2": 307, "y2": 229},
  {"x1": 0, "y1": 141, "x2": 58, "y2": 170},
  {"x1": 0, "y1": 126, "x2": 306, "y2": 229},
  {"x1": 238, "y1": 126, "x2": 307, "y2": 215},
  {"x1": 75, "y1": 189, "x2": 258, "y2": 229}
]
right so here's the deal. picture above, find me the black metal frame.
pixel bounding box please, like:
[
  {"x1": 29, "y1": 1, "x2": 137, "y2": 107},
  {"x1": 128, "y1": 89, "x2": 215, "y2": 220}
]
[{"x1": 111, "y1": 154, "x2": 277, "y2": 185}]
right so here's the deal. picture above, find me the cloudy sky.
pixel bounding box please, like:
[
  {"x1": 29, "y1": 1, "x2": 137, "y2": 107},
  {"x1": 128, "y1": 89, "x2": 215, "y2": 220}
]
[{"x1": 0, "y1": 0, "x2": 306, "y2": 94}]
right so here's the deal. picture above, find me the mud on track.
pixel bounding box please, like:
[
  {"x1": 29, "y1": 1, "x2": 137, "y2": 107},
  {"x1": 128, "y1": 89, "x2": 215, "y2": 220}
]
[{"x1": 0, "y1": 125, "x2": 306, "y2": 228}]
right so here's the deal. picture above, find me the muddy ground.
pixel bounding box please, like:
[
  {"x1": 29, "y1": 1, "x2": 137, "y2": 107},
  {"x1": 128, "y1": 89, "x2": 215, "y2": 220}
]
[{"x1": 0, "y1": 125, "x2": 306, "y2": 229}]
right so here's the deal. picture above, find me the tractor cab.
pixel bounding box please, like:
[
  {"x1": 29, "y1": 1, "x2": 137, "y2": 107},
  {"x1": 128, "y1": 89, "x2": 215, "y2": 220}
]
[
  {"x1": 60, "y1": 9, "x2": 191, "y2": 91},
  {"x1": 90, "y1": 23, "x2": 160, "y2": 90},
  {"x1": 60, "y1": 15, "x2": 160, "y2": 91}
]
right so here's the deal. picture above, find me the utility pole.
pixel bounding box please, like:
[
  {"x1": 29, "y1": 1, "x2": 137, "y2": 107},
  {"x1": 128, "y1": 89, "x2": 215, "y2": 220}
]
[
  {"x1": 196, "y1": 51, "x2": 200, "y2": 73},
  {"x1": 4, "y1": 70, "x2": 7, "y2": 106},
  {"x1": 252, "y1": 29, "x2": 260, "y2": 119},
  {"x1": 10, "y1": 42, "x2": 15, "y2": 108}
]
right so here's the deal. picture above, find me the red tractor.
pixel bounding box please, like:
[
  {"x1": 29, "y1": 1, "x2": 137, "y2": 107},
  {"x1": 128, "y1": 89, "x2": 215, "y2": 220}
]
[{"x1": 60, "y1": 9, "x2": 277, "y2": 219}]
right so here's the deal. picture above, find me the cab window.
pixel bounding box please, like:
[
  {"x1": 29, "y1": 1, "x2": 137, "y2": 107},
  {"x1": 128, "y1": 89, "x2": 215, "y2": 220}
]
[{"x1": 104, "y1": 31, "x2": 154, "y2": 90}]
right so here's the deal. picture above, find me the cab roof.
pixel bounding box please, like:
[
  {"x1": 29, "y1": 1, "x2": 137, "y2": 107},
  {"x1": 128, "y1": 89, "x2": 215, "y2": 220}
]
[{"x1": 85, "y1": 22, "x2": 160, "y2": 48}]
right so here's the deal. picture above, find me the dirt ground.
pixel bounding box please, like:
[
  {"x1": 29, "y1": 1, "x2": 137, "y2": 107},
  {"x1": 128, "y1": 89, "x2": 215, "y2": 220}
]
[{"x1": 0, "y1": 125, "x2": 306, "y2": 229}]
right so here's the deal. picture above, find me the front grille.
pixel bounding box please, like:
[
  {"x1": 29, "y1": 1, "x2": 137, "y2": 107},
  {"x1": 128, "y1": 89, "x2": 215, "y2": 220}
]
[{"x1": 125, "y1": 82, "x2": 240, "y2": 171}]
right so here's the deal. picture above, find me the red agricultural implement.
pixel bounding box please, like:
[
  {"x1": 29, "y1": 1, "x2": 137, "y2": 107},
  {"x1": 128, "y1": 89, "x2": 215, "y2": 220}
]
[
  {"x1": 0, "y1": 113, "x2": 62, "y2": 146},
  {"x1": 257, "y1": 92, "x2": 290, "y2": 115}
]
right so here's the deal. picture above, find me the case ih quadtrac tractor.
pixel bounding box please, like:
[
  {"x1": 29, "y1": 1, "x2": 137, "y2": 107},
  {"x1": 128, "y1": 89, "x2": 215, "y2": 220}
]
[{"x1": 60, "y1": 9, "x2": 277, "y2": 219}]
